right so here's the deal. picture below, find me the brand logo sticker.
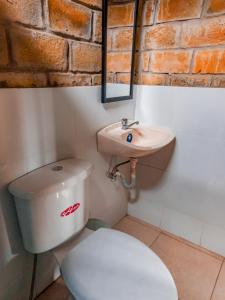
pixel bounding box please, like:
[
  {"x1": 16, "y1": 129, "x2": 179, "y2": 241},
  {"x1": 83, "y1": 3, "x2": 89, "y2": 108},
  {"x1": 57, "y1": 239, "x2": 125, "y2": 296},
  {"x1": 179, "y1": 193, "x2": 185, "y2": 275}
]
[{"x1": 60, "y1": 203, "x2": 80, "y2": 217}]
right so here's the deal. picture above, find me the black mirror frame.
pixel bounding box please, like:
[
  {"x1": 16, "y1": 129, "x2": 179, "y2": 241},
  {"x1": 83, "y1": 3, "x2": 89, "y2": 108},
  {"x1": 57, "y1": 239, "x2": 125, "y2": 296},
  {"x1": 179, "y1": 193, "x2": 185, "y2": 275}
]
[{"x1": 101, "y1": 0, "x2": 139, "y2": 103}]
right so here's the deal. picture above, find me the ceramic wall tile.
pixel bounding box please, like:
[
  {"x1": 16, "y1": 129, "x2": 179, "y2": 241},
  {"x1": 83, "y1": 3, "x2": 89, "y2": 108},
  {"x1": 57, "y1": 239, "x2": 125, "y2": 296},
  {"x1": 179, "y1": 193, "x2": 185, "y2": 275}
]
[
  {"x1": 132, "y1": 85, "x2": 225, "y2": 255},
  {"x1": 161, "y1": 207, "x2": 203, "y2": 245},
  {"x1": 201, "y1": 224, "x2": 225, "y2": 257},
  {"x1": 0, "y1": 86, "x2": 135, "y2": 300}
]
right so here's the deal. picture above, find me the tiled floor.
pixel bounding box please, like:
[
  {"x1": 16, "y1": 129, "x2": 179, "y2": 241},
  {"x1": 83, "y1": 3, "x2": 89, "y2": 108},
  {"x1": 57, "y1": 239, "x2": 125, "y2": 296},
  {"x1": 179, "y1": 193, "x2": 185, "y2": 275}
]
[
  {"x1": 37, "y1": 277, "x2": 70, "y2": 300},
  {"x1": 37, "y1": 216, "x2": 225, "y2": 300}
]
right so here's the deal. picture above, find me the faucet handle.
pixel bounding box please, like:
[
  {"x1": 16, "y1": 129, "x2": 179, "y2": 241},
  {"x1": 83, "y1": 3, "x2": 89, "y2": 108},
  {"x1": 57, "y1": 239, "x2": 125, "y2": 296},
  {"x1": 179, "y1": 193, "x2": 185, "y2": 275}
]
[{"x1": 121, "y1": 118, "x2": 128, "y2": 126}]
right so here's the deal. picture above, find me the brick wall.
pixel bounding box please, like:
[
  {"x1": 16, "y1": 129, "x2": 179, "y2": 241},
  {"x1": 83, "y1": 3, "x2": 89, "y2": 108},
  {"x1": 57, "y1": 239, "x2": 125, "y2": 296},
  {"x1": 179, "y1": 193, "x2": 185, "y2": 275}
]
[
  {"x1": 0, "y1": 0, "x2": 102, "y2": 88},
  {"x1": 1, "y1": 0, "x2": 225, "y2": 88},
  {"x1": 137, "y1": 0, "x2": 225, "y2": 87}
]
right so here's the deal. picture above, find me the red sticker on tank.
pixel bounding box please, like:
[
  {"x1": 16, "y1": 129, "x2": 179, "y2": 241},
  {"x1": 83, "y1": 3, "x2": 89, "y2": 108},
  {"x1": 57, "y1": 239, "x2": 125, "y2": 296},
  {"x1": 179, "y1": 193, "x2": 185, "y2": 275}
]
[{"x1": 60, "y1": 203, "x2": 80, "y2": 217}]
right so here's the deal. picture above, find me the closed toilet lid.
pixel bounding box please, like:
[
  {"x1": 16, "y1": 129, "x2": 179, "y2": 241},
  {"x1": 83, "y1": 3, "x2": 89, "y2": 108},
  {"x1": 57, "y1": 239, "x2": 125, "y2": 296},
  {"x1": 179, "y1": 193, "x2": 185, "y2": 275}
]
[{"x1": 61, "y1": 228, "x2": 178, "y2": 300}]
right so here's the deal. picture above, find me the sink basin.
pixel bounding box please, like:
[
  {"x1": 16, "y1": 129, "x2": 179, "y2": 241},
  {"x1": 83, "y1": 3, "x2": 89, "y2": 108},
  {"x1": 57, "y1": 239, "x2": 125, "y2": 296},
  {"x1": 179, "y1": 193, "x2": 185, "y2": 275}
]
[{"x1": 97, "y1": 122, "x2": 175, "y2": 158}]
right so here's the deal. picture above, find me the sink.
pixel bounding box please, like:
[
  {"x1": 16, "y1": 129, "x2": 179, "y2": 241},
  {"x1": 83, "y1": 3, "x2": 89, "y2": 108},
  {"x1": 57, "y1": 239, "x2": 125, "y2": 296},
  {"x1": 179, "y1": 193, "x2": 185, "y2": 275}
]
[{"x1": 97, "y1": 122, "x2": 175, "y2": 158}]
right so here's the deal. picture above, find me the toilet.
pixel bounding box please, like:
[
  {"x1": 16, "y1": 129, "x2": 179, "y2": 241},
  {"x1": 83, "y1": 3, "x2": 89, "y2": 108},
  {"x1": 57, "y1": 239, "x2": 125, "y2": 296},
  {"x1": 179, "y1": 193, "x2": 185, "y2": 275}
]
[{"x1": 8, "y1": 158, "x2": 178, "y2": 300}]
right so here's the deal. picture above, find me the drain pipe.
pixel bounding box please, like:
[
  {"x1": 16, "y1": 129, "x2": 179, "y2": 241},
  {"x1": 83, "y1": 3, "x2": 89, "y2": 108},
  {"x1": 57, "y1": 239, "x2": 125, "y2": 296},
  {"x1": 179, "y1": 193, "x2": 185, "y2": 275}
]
[
  {"x1": 118, "y1": 158, "x2": 138, "y2": 202},
  {"x1": 108, "y1": 158, "x2": 138, "y2": 202}
]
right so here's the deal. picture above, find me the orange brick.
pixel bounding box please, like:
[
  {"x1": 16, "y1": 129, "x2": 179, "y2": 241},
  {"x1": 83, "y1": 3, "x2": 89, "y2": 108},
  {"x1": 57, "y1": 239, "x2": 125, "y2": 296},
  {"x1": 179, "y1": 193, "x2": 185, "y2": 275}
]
[
  {"x1": 151, "y1": 50, "x2": 192, "y2": 73},
  {"x1": 141, "y1": 73, "x2": 168, "y2": 85},
  {"x1": 112, "y1": 28, "x2": 133, "y2": 50},
  {"x1": 10, "y1": 27, "x2": 68, "y2": 71},
  {"x1": 0, "y1": 28, "x2": 9, "y2": 67},
  {"x1": 71, "y1": 42, "x2": 101, "y2": 72},
  {"x1": 92, "y1": 74, "x2": 101, "y2": 85},
  {"x1": 143, "y1": 0, "x2": 155, "y2": 25},
  {"x1": 207, "y1": 0, "x2": 225, "y2": 15},
  {"x1": 49, "y1": 73, "x2": 92, "y2": 86},
  {"x1": 108, "y1": 3, "x2": 134, "y2": 27},
  {"x1": 79, "y1": 0, "x2": 102, "y2": 9},
  {"x1": 181, "y1": 16, "x2": 225, "y2": 48},
  {"x1": 0, "y1": 0, "x2": 43, "y2": 27},
  {"x1": 144, "y1": 23, "x2": 180, "y2": 50},
  {"x1": 116, "y1": 73, "x2": 131, "y2": 84},
  {"x1": 0, "y1": 72, "x2": 47, "y2": 88},
  {"x1": 193, "y1": 49, "x2": 225, "y2": 73},
  {"x1": 93, "y1": 12, "x2": 102, "y2": 43},
  {"x1": 171, "y1": 74, "x2": 211, "y2": 87},
  {"x1": 157, "y1": 0, "x2": 202, "y2": 22},
  {"x1": 211, "y1": 75, "x2": 225, "y2": 87},
  {"x1": 107, "y1": 52, "x2": 132, "y2": 73},
  {"x1": 48, "y1": 0, "x2": 92, "y2": 39},
  {"x1": 142, "y1": 52, "x2": 150, "y2": 71}
]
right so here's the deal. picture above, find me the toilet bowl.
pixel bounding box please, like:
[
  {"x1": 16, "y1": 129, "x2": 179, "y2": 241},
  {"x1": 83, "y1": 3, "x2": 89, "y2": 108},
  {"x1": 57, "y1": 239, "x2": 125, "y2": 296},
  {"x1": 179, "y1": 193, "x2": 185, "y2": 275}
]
[{"x1": 8, "y1": 158, "x2": 178, "y2": 300}]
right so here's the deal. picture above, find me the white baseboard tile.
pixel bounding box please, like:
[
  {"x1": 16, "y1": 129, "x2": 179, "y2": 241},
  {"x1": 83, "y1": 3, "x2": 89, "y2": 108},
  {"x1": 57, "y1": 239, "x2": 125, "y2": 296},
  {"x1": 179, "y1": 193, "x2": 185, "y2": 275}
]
[
  {"x1": 201, "y1": 224, "x2": 225, "y2": 257},
  {"x1": 128, "y1": 197, "x2": 163, "y2": 227},
  {"x1": 160, "y1": 207, "x2": 204, "y2": 245}
]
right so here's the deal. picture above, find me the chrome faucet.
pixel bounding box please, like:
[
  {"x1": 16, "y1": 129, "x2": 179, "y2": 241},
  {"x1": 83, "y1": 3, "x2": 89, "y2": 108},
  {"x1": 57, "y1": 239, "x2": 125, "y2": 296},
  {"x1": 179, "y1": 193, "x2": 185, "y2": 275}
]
[{"x1": 121, "y1": 118, "x2": 139, "y2": 130}]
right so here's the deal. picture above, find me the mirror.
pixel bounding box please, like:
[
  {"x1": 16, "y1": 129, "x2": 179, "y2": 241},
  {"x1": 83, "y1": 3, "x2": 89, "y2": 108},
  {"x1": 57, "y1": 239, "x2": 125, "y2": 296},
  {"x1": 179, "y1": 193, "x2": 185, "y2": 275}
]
[{"x1": 102, "y1": 0, "x2": 139, "y2": 103}]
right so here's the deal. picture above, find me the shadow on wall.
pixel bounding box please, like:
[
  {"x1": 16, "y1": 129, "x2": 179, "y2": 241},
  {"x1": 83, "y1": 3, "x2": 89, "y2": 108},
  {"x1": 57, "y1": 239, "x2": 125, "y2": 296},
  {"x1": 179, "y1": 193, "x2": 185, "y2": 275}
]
[
  {"x1": 0, "y1": 99, "x2": 28, "y2": 272},
  {"x1": 0, "y1": 85, "x2": 129, "y2": 265},
  {"x1": 0, "y1": 253, "x2": 33, "y2": 299},
  {"x1": 137, "y1": 139, "x2": 176, "y2": 190},
  {"x1": 53, "y1": 88, "x2": 130, "y2": 224},
  {"x1": 0, "y1": 85, "x2": 133, "y2": 298},
  {"x1": 0, "y1": 89, "x2": 75, "y2": 299}
]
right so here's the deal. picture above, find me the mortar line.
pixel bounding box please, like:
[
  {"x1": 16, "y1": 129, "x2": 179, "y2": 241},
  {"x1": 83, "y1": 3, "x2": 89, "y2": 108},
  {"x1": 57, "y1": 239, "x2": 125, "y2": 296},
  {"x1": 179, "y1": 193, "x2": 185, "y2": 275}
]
[{"x1": 210, "y1": 259, "x2": 224, "y2": 300}]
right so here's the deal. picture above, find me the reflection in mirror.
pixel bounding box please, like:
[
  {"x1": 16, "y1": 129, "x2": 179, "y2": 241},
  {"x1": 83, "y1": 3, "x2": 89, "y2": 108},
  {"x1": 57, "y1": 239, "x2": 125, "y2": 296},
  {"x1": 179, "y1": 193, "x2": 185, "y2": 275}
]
[{"x1": 102, "y1": 0, "x2": 139, "y2": 103}]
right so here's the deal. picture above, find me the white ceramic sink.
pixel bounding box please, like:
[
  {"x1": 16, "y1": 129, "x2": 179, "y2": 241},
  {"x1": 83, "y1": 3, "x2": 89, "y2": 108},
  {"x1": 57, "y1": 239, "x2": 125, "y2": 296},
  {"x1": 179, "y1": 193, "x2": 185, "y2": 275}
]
[{"x1": 97, "y1": 122, "x2": 175, "y2": 158}]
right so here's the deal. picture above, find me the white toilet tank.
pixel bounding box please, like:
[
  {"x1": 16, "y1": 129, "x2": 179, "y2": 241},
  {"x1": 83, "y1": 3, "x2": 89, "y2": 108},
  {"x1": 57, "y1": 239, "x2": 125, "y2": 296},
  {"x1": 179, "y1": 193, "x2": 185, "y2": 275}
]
[{"x1": 8, "y1": 158, "x2": 93, "y2": 254}]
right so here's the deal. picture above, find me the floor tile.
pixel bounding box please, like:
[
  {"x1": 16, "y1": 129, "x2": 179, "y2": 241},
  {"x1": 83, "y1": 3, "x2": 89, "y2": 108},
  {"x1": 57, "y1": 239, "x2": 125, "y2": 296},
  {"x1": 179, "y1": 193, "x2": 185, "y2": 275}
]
[
  {"x1": 114, "y1": 215, "x2": 160, "y2": 246},
  {"x1": 151, "y1": 233, "x2": 222, "y2": 300},
  {"x1": 211, "y1": 261, "x2": 225, "y2": 300},
  {"x1": 37, "y1": 277, "x2": 70, "y2": 300},
  {"x1": 37, "y1": 217, "x2": 225, "y2": 300}
]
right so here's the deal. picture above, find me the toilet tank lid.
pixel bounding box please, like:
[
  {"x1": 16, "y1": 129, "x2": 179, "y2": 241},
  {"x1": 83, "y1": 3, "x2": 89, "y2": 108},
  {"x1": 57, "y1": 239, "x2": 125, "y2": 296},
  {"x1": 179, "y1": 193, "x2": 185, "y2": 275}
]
[{"x1": 8, "y1": 158, "x2": 93, "y2": 200}]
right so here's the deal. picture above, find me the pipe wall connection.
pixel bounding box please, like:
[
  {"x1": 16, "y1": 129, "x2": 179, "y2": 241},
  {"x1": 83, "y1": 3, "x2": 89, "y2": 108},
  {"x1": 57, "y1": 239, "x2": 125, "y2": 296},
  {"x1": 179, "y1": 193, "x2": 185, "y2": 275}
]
[{"x1": 108, "y1": 158, "x2": 138, "y2": 202}]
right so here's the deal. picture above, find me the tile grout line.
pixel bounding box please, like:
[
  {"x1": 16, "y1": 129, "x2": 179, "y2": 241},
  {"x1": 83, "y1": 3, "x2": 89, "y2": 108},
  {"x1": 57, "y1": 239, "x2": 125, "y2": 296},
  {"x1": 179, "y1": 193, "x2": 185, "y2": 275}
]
[
  {"x1": 128, "y1": 215, "x2": 224, "y2": 260},
  {"x1": 127, "y1": 215, "x2": 161, "y2": 232},
  {"x1": 150, "y1": 231, "x2": 162, "y2": 248},
  {"x1": 158, "y1": 230, "x2": 223, "y2": 260},
  {"x1": 125, "y1": 215, "x2": 225, "y2": 263},
  {"x1": 210, "y1": 259, "x2": 225, "y2": 300},
  {"x1": 122, "y1": 215, "x2": 162, "y2": 248}
]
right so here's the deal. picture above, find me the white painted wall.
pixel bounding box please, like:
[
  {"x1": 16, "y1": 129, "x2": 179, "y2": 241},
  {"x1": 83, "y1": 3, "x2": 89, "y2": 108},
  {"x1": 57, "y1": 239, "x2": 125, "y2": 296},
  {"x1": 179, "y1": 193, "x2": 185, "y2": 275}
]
[
  {"x1": 3, "y1": 83, "x2": 225, "y2": 298},
  {"x1": 129, "y1": 85, "x2": 225, "y2": 256},
  {"x1": 0, "y1": 86, "x2": 134, "y2": 299}
]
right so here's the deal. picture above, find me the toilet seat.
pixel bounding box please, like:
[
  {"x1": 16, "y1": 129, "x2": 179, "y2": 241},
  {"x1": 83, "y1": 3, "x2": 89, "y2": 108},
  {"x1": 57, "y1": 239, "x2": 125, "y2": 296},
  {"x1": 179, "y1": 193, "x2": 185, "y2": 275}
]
[{"x1": 61, "y1": 228, "x2": 178, "y2": 300}]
